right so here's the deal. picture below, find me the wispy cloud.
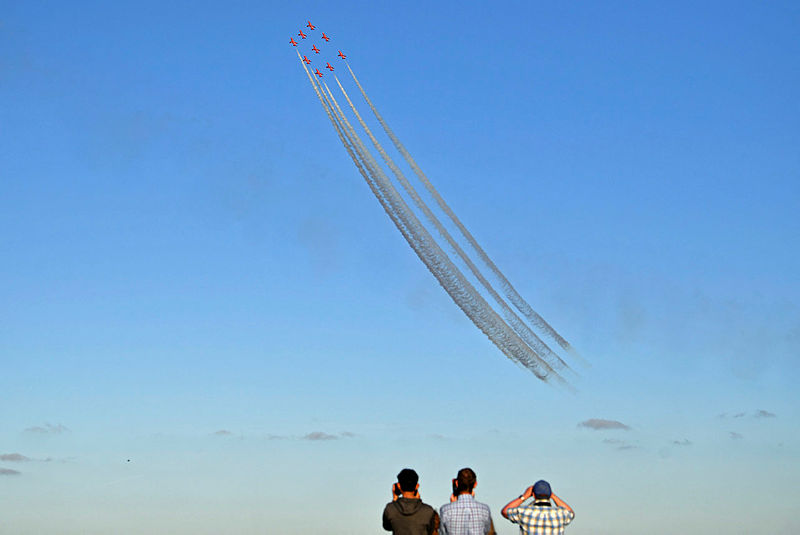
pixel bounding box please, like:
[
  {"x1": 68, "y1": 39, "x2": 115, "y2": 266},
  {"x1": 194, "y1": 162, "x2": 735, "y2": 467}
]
[
  {"x1": 718, "y1": 410, "x2": 777, "y2": 419},
  {"x1": 212, "y1": 430, "x2": 356, "y2": 441},
  {"x1": 299, "y1": 431, "x2": 357, "y2": 441},
  {"x1": 302, "y1": 431, "x2": 339, "y2": 441},
  {"x1": 601, "y1": 438, "x2": 636, "y2": 450},
  {"x1": 0, "y1": 453, "x2": 30, "y2": 462},
  {"x1": 672, "y1": 439, "x2": 692, "y2": 446},
  {"x1": 730, "y1": 432, "x2": 743, "y2": 440},
  {"x1": 579, "y1": 419, "x2": 630, "y2": 431},
  {"x1": 0, "y1": 468, "x2": 21, "y2": 476},
  {"x1": 24, "y1": 423, "x2": 69, "y2": 435}
]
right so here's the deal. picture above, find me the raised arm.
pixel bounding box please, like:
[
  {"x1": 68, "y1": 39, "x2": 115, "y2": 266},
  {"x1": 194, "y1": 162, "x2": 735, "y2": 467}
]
[
  {"x1": 501, "y1": 486, "x2": 533, "y2": 519},
  {"x1": 551, "y1": 492, "x2": 574, "y2": 515}
]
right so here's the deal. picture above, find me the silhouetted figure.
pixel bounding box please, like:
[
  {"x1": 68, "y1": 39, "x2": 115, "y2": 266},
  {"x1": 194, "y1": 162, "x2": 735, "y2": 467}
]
[
  {"x1": 383, "y1": 468, "x2": 439, "y2": 535},
  {"x1": 501, "y1": 480, "x2": 574, "y2": 534}
]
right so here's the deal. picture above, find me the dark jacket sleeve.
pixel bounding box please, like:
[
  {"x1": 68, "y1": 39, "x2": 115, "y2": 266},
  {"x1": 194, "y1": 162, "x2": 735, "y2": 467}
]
[
  {"x1": 382, "y1": 504, "x2": 393, "y2": 532},
  {"x1": 429, "y1": 508, "x2": 439, "y2": 535}
]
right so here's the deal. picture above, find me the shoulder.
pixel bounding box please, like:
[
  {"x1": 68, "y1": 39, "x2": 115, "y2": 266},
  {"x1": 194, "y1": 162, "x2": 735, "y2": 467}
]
[
  {"x1": 420, "y1": 502, "x2": 437, "y2": 520},
  {"x1": 505, "y1": 504, "x2": 533, "y2": 521},
  {"x1": 557, "y1": 506, "x2": 575, "y2": 518}
]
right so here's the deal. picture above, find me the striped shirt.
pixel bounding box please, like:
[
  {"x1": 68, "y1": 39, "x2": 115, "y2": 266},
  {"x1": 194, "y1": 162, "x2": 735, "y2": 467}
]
[
  {"x1": 439, "y1": 494, "x2": 493, "y2": 535},
  {"x1": 505, "y1": 500, "x2": 574, "y2": 535}
]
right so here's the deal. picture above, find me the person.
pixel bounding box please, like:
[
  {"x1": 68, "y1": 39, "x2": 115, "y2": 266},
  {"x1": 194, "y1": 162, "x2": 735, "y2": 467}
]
[
  {"x1": 438, "y1": 467, "x2": 495, "y2": 535},
  {"x1": 383, "y1": 468, "x2": 439, "y2": 535},
  {"x1": 501, "y1": 479, "x2": 574, "y2": 534}
]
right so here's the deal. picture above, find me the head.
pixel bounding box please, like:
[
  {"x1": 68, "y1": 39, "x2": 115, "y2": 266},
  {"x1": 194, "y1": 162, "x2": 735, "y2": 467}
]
[
  {"x1": 455, "y1": 467, "x2": 477, "y2": 495},
  {"x1": 397, "y1": 468, "x2": 419, "y2": 493},
  {"x1": 533, "y1": 480, "x2": 552, "y2": 500}
]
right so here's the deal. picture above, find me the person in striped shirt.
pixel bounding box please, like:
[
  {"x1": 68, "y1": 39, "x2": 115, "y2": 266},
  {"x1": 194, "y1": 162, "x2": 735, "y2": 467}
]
[{"x1": 501, "y1": 480, "x2": 574, "y2": 534}]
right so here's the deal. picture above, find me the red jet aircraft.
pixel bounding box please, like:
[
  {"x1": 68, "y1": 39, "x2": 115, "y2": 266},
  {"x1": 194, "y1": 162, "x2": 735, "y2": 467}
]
[
  {"x1": 290, "y1": 38, "x2": 298, "y2": 46},
  {"x1": 337, "y1": 50, "x2": 346, "y2": 59},
  {"x1": 314, "y1": 68, "x2": 323, "y2": 78},
  {"x1": 326, "y1": 62, "x2": 334, "y2": 71},
  {"x1": 302, "y1": 55, "x2": 311, "y2": 64},
  {"x1": 321, "y1": 33, "x2": 330, "y2": 42},
  {"x1": 298, "y1": 30, "x2": 307, "y2": 39},
  {"x1": 311, "y1": 45, "x2": 320, "y2": 54},
  {"x1": 306, "y1": 21, "x2": 315, "y2": 30}
]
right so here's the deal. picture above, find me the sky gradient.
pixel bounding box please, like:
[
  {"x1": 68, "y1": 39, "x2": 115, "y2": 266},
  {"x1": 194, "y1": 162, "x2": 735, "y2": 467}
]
[{"x1": 2, "y1": 1, "x2": 799, "y2": 533}]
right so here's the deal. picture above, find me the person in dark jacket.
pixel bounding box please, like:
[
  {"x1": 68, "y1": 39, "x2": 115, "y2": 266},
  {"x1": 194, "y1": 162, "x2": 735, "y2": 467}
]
[{"x1": 383, "y1": 468, "x2": 439, "y2": 535}]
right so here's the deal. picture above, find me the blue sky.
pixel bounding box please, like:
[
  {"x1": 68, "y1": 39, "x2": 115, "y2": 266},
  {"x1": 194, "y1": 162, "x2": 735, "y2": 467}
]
[{"x1": 1, "y1": 1, "x2": 798, "y2": 533}]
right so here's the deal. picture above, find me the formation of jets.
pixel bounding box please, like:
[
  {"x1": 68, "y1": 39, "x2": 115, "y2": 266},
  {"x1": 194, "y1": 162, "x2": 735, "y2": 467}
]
[{"x1": 291, "y1": 21, "x2": 346, "y2": 76}]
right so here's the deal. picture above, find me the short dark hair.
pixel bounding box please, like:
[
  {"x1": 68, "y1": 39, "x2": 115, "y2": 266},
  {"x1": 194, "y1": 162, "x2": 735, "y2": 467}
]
[
  {"x1": 455, "y1": 467, "x2": 476, "y2": 494},
  {"x1": 397, "y1": 468, "x2": 419, "y2": 492}
]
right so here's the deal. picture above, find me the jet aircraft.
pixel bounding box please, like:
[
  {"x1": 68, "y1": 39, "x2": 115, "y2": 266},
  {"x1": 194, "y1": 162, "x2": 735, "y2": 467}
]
[
  {"x1": 303, "y1": 55, "x2": 311, "y2": 64},
  {"x1": 311, "y1": 45, "x2": 320, "y2": 54},
  {"x1": 290, "y1": 38, "x2": 298, "y2": 46},
  {"x1": 306, "y1": 21, "x2": 316, "y2": 30},
  {"x1": 337, "y1": 50, "x2": 346, "y2": 59},
  {"x1": 298, "y1": 30, "x2": 307, "y2": 39},
  {"x1": 326, "y1": 62, "x2": 334, "y2": 71},
  {"x1": 321, "y1": 33, "x2": 330, "y2": 42},
  {"x1": 314, "y1": 68, "x2": 323, "y2": 78}
]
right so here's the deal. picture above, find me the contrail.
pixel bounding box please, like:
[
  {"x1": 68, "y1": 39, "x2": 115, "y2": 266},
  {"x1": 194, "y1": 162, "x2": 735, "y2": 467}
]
[
  {"x1": 320, "y1": 78, "x2": 560, "y2": 382},
  {"x1": 331, "y1": 75, "x2": 571, "y2": 374},
  {"x1": 298, "y1": 53, "x2": 564, "y2": 383},
  {"x1": 345, "y1": 63, "x2": 578, "y2": 358}
]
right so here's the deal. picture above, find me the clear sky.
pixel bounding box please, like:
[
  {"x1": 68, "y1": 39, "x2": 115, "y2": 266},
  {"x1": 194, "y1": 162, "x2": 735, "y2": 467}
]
[{"x1": 1, "y1": 1, "x2": 798, "y2": 533}]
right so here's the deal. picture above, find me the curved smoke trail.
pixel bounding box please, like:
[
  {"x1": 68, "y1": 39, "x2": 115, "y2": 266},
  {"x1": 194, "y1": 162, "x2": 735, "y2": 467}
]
[
  {"x1": 345, "y1": 63, "x2": 578, "y2": 357},
  {"x1": 332, "y1": 75, "x2": 571, "y2": 374},
  {"x1": 320, "y1": 77, "x2": 564, "y2": 384},
  {"x1": 297, "y1": 52, "x2": 563, "y2": 383}
]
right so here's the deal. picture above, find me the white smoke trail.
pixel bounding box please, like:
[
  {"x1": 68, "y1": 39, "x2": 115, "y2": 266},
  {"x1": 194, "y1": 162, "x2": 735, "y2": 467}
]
[
  {"x1": 320, "y1": 81, "x2": 557, "y2": 381},
  {"x1": 331, "y1": 75, "x2": 571, "y2": 374},
  {"x1": 345, "y1": 63, "x2": 579, "y2": 359},
  {"x1": 298, "y1": 55, "x2": 564, "y2": 383}
]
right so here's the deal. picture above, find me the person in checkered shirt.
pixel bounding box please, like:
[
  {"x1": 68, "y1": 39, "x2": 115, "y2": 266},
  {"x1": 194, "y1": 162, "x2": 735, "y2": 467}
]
[
  {"x1": 501, "y1": 480, "x2": 574, "y2": 534},
  {"x1": 438, "y1": 467, "x2": 496, "y2": 534}
]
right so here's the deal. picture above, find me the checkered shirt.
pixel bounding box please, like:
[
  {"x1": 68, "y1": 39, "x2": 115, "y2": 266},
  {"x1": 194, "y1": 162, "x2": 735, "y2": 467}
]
[
  {"x1": 439, "y1": 494, "x2": 493, "y2": 535},
  {"x1": 505, "y1": 500, "x2": 574, "y2": 534}
]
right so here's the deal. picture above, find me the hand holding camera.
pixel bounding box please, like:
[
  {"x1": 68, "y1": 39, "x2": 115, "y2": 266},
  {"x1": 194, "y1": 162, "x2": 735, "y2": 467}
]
[
  {"x1": 392, "y1": 482, "x2": 419, "y2": 501},
  {"x1": 521, "y1": 485, "x2": 534, "y2": 500}
]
